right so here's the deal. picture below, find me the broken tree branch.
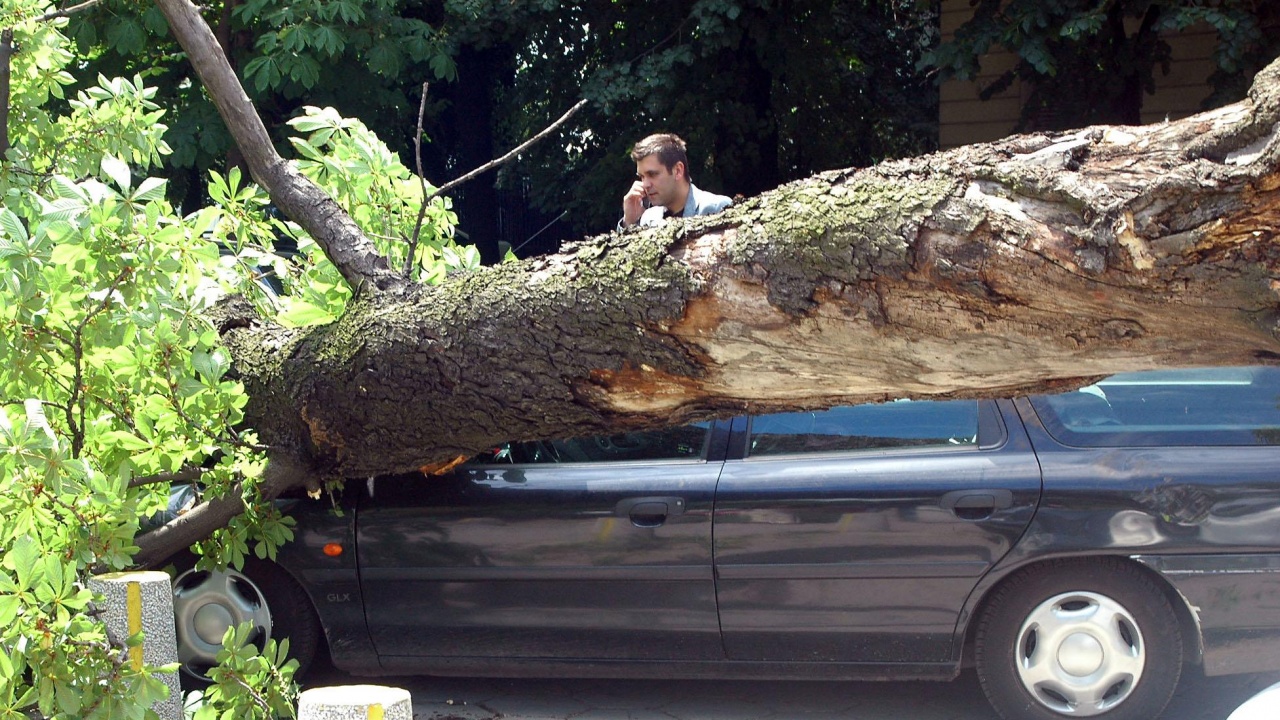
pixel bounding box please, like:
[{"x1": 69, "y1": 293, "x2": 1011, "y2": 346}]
[
  {"x1": 428, "y1": 97, "x2": 589, "y2": 200},
  {"x1": 406, "y1": 81, "x2": 431, "y2": 276},
  {"x1": 152, "y1": 0, "x2": 404, "y2": 293}
]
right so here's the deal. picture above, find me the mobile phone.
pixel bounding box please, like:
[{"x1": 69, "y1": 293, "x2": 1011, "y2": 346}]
[{"x1": 641, "y1": 196, "x2": 651, "y2": 210}]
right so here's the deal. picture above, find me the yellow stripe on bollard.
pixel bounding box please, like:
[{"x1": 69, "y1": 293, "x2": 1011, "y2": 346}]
[
  {"x1": 126, "y1": 581, "x2": 144, "y2": 670},
  {"x1": 367, "y1": 704, "x2": 384, "y2": 720}
]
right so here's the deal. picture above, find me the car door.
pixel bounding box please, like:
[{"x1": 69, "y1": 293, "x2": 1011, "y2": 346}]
[
  {"x1": 357, "y1": 421, "x2": 728, "y2": 662},
  {"x1": 712, "y1": 399, "x2": 1041, "y2": 663}
]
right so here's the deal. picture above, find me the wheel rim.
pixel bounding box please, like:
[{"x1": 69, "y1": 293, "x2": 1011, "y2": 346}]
[
  {"x1": 172, "y1": 568, "x2": 273, "y2": 682},
  {"x1": 1014, "y1": 590, "x2": 1145, "y2": 717}
]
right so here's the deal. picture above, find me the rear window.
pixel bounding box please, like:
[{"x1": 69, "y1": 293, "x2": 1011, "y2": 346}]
[
  {"x1": 1030, "y1": 366, "x2": 1280, "y2": 447},
  {"x1": 748, "y1": 400, "x2": 980, "y2": 457}
]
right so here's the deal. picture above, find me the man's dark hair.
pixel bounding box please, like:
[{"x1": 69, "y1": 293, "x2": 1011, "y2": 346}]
[{"x1": 630, "y1": 133, "x2": 688, "y2": 173}]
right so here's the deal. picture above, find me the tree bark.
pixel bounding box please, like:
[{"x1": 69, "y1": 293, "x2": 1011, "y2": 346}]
[
  {"x1": 224, "y1": 83, "x2": 1280, "y2": 482},
  {"x1": 139, "y1": 0, "x2": 1280, "y2": 566},
  {"x1": 1, "y1": 28, "x2": 12, "y2": 158}
]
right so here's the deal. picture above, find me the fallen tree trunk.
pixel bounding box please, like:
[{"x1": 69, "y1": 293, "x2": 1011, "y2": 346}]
[
  {"x1": 136, "y1": 0, "x2": 1280, "y2": 567},
  {"x1": 222, "y1": 73, "x2": 1280, "y2": 481}
]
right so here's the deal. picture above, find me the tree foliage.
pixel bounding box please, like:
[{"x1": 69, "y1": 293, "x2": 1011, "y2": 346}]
[
  {"x1": 924, "y1": 0, "x2": 1280, "y2": 130},
  {"x1": 65, "y1": 0, "x2": 459, "y2": 208},
  {"x1": 0, "y1": 3, "x2": 468, "y2": 715},
  {"x1": 480, "y1": 0, "x2": 940, "y2": 235},
  {"x1": 65, "y1": 1, "x2": 940, "y2": 249}
]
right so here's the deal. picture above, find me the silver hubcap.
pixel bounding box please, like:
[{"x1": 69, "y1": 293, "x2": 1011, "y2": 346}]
[
  {"x1": 1015, "y1": 591, "x2": 1145, "y2": 716},
  {"x1": 172, "y1": 568, "x2": 272, "y2": 681}
]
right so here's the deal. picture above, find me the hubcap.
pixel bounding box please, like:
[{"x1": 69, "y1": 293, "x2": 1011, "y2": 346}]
[
  {"x1": 172, "y1": 568, "x2": 272, "y2": 682},
  {"x1": 1014, "y1": 591, "x2": 1145, "y2": 716},
  {"x1": 1058, "y1": 632, "x2": 1104, "y2": 676}
]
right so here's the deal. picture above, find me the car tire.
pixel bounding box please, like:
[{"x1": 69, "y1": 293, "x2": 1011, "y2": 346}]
[
  {"x1": 974, "y1": 557, "x2": 1182, "y2": 720},
  {"x1": 170, "y1": 554, "x2": 321, "y2": 689}
]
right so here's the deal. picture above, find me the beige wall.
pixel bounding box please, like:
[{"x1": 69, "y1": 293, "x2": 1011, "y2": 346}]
[{"x1": 938, "y1": 0, "x2": 1218, "y2": 149}]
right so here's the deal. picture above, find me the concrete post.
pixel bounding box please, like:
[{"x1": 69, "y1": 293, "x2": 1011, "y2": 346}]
[
  {"x1": 88, "y1": 570, "x2": 181, "y2": 720},
  {"x1": 298, "y1": 685, "x2": 414, "y2": 720}
]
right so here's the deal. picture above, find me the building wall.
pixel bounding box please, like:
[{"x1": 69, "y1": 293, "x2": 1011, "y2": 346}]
[{"x1": 938, "y1": 0, "x2": 1218, "y2": 149}]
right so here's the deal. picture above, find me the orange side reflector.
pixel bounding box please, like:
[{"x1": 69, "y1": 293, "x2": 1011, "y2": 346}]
[{"x1": 323, "y1": 543, "x2": 344, "y2": 557}]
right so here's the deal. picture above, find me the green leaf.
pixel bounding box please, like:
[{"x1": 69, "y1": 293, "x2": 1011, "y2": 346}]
[
  {"x1": 0, "y1": 209, "x2": 27, "y2": 243},
  {"x1": 101, "y1": 155, "x2": 132, "y2": 193},
  {"x1": 55, "y1": 681, "x2": 82, "y2": 715},
  {"x1": 277, "y1": 300, "x2": 336, "y2": 327},
  {"x1": 103, "y1": 430, "x2": 151, "y2": 452},
  {"x1": 24, "y1": 400, "x2": 54, "y2": 442},
  {"x1": 429, "y1": 52, "x2": 457, "y2": 82},
  {"x1": 8, "y1": 536, "x2": 39, "y2": 590},
  {"x1": 132, "y1": 177, "x2": 168, "y2": 203},
  {"x1": 50, "y1": 175, "x2": 87, "y2": 201},
  {"x1": 288, "y1": 113, "x2": 336, "y2": 133},
  {"x1": 192, "y1": 348, "x2": 230, "y2": 383},
  {"x1": 105, "y1": 17, "x2": 147, "y2": 55},
  {"x1": 0, "y1": 594, "x2": 19, "y2": 628},
  {"x1": 49, "y1": 242, "x2": 91, "y2": 267}
]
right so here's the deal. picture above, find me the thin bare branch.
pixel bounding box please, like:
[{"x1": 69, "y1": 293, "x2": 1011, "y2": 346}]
[
  {"x1": 1, "y1": 29, "x2": 11, "y2": 158},
  {"x1": 406, "y1": 81, "x2": 431, "y2": 277},
  {"x1": 128, "y1": 467, "x2": 207, "y2": 489},
  {"x1": 429, "y1": 98, "x2": 589, "y2": 201},
  {"x1": 134, "y1": 456, "x2": 308, "y2": 568},
  {"x1": 34, "y1": 0, "x2": 109, "y2": 23}
]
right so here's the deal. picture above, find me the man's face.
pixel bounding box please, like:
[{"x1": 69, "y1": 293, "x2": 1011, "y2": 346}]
[{"x1": 635, "y1": 155, "x2": 686, "y2": 211}]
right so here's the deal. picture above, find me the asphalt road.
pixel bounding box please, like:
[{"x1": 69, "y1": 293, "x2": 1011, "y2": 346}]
[{"x1": 306, "y1": 663, "x2": 1280, "y2": 720}]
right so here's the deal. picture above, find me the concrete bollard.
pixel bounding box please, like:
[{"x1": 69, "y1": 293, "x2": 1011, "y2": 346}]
[
  {"x1": 89, "y1": 570, "x2": 181, "y2": 720},
  {"x1": 298, "y1": 685, "x2": 413, "y2": 720}
]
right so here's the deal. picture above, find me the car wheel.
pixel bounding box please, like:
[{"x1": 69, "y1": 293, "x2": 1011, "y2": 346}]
[
  {"x1": 171, "y1": 556, "x2": 320, "y2": 688},
  {"x1": 975, "y1": 558, "x2": 1182, "y2": 720}
]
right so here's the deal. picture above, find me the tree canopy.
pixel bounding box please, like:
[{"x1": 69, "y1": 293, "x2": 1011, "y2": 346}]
[
  {"x1": 927, "y1": 0, "x2": 1280, "y2": 130},
  {"x1": 64, "y1": 0, "x2": 940, "y2": 256}
]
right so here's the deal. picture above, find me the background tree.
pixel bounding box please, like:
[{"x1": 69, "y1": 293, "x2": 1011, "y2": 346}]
[
  {"x1": 64, "y1": 0, "x2": 458, "y2": 209},
  {"x1": 925, "y1": 0, "x2": 1280, "y2": 131},
  {"x1": 66, "y1": 1, "x2": 941, "y2": 257},
  {"x1": 490, "y1": 0, "x2": 941, "y2": 241}
]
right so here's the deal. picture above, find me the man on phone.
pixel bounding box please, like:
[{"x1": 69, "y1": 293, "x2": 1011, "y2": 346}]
[{"x1": 619, "y1": 133, "x2": 731, "y2": 229}]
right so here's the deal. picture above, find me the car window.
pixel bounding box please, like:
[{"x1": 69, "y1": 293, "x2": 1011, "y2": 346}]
[
  {"x1": 467, "y1": 423, "x2": 712, "y2": 465},
  {"x1": 747, "y1": 400, "x2": 981, "y2": 457},
  {"x1": 1030, "y1": 366, "x2": 1280, "y2": 446}
]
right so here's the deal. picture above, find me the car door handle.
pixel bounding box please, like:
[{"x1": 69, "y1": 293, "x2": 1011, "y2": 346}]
[
  {"x1": 616, "y1": 497, "x2": 686, "y2": 528},
  {"x1": 941, "y1": 490, "x2": 1013, "y2": 520}
]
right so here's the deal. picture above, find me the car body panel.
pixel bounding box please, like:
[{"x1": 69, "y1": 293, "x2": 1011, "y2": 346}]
[
  {"x1": 356, "y1": 448, "x2": 725, "y2": 662},
  {"x1": 1134, "y1": 554, "x2": 1280, "y2": 676},
  {"x1": 712, "y1": 401, "x2": 1042, "y2": 663},
  {"x1": 267, "y1": 495, "x2": 378, "y2": 673},
  {"x1": 1002, "y1": 394, "x2": 1280, "y2": 676}
]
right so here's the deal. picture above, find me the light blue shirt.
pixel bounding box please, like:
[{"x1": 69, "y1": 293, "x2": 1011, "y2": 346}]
[{"x1": 621, "y1": 183, "x2": 732, "y2": 229}]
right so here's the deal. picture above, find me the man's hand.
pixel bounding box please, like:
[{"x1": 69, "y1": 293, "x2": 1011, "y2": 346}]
[{"x1": 622, "y1": 181, "x2": 646, "y2": 227}]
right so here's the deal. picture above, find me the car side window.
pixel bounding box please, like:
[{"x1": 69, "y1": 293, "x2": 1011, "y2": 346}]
[
  {"x1": 1031, "y1": 366, "x2": 1280, "y2": 446},
  {"x1": 748, "y1": 400, "x2": 980, "y2": 457},
  {"x1": 468, "y1": 423, "x2": 712, "y2": 465}
]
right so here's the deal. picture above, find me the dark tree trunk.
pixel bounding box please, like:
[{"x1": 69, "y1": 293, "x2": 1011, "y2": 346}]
[
  {"x1": 219, "y1": 99, "x2": 1280, "y2": 484},
  {"x1": 720, "y1": 26, "x2": 780, "y2": 197},
  {"x1": 449, "y1": 45, "x2": 506, "y2": 265}
]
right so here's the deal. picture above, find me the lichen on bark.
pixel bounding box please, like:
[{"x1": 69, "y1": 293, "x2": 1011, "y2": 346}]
[{"x1": 726, "y1": 165, "x2": 959, "y2": 315}]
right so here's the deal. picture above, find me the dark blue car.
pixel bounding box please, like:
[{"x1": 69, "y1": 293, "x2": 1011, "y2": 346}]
[{"x1": 171, "y1": 365, "x2": 1280, "y2": 720}]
